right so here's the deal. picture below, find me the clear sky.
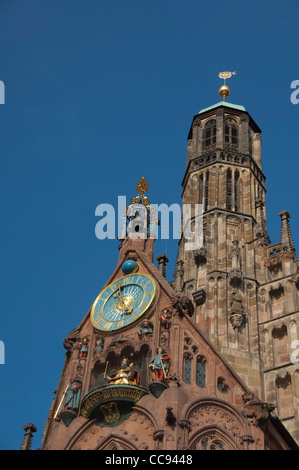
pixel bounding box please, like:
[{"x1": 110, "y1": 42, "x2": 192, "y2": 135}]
[{"x1": 1, "y1": 0, "x2": 299, "y2": 449}]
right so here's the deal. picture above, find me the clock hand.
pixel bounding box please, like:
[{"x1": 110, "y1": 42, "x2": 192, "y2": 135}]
[{"x1": 113, "y1": 286, "x2": 132, "y2": 314}]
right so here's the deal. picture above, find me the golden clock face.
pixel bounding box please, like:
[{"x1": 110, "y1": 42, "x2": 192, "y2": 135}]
[{"x1": 91, "y1": 273, "x2": 156, "y2": 332}]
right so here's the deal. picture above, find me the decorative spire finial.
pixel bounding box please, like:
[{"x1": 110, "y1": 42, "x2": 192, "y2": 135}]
[
  {"x1": 131, "y1": 176, "x2": 150, "y2": 206},
  {"x1": 279, "y1": 210, "x2": 295, "y2": 250},
  {"x1": 218, "y1": 71, "x2": 236, "y2": 101},
  {"x1": 20, "y1": 423, "x2": 37, "y2": 450},
  {"x1": 136, "y1": 176, "x2": 149, "y2": 195}
]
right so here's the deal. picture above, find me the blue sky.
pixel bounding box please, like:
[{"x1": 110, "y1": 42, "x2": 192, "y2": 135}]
[{"x1": 1, "y1": 0, "x2": 299, "y2": 449}]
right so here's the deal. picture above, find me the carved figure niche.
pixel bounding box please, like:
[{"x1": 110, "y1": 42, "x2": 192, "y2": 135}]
[{"x1": 90, "y1": 344, "x2": 152, "y2": 392}]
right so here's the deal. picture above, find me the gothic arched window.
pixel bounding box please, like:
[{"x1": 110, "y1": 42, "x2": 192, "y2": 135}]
[
  {"x1": 249, "y1": 134, "x2": 253, "y2": 155},
  {"x1": 225, "y1": 119, "x2": 238, "y2": 149},
  {"x1": 184, "y1": 355, "x2": 192, "y2": 384},
  {"x1": 201, "y1": 437, "x2": 224, "y2": 450},
  {"x1": 203, "y1": 120, "x2": 216, "y2": 149},
  {"x1": 196, "y1": 356, "x2": 206, "y2": 388}
]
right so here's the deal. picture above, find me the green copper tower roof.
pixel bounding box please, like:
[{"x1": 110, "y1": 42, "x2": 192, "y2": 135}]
[{"x1": 198, "y1": 101, "x2": 246, "y2": 115}]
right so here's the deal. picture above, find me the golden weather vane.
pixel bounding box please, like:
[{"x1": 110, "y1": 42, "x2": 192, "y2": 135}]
[{"x1": 218, "y1": 71, "x2": 236, "y2": 101}]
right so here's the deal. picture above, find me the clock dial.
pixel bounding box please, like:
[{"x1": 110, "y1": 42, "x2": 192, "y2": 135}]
[{"x1": 91, "y1": 273, "x2": 156, "y2": 332}]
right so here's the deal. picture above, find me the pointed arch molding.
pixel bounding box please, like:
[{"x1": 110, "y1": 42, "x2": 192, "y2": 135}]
[
  {"x1": 97, "y1": 433, "x2": 138, "y2": 450},
  {"x1": 184, "y1": 398, "x2": 251, "y2": 450},
  {"x1": 64, "y1": 405, "x2": 157, "y2": 450}
]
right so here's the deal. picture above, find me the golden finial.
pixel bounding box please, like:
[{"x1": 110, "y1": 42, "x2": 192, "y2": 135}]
[
  {"x1": 136, "y1": 176, "x2": 149, "y2": 196},
  {"x1": 131, "y1": 176, "x2": 150, "y2": 206},
  {"x1": 218, "y1": 71, "x2": 236, "y2": 101}
]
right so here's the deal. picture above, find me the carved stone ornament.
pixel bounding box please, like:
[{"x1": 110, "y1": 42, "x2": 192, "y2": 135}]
[
  {"x1": 264, "y1": 253, "x2": 282, "y2": 274},
  {"x1": 242, "y1": 391, "x2": 256, "y2": 405},
  {"x1": 280, "y1": 247, "x2": 296, "y2": 262},
  {"x1": 187, "y1": 401, "x2": 244, "y2": 444},
  {"x1": 167, "y1": 370, "x2": 181, "y2": 386},
  {"x1": 272, "y1": 324, "x2": 287, "y2": 340},
  {"x1": 275, "y1": 372, "x2": 291, "y2": 389},
  {"x1": 159, "y1": 330, "x2": 170, "y2": 348},
  {"x1": 193, "y1": 247, "x2": 207, "y2": 266},
  {"x1": 230, "y1": 291, "x2": 246, "y2": 329},
  {"x1": 192, "y1": 116, "x2": 202, "y2": 128},
  {"x1": 229, "y1": 268, "x2": 243, "y2": 287},
  {"x1": 172, "y1": 296, "x2": 194, "y2": 318},
  {"x1": 265, "y1": 247, "x2": 296, "y2": 275},
  {"x1": 241, "y1": 392, "x2": 275, "y2": 427},
  {"x1": 269, "y1": 285, "x2": 284, "y2": 301},
  {"x1": 192, "y1": 288, "x2": 206, "y2": 306},
  {"x1": 240, "y1": 114, "x2": 249, "y2": 122},
  {"x1": 63, "y1": 328, "x2": 80, "y2": 352},
  {"x1": 108, "y1": 334, "x2": 132, "y2": 349}
]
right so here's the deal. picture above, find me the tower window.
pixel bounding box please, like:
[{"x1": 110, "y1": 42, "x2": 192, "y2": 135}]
[
  {"x1": 225, "y1": 119, "x2": 238, "y2": 149},
  {"x1": 203, "y1": 120, "x2": 216, "y2": 149},
  {"x1": 249, "y1": 135, "x2": 253, "y2": 155}
]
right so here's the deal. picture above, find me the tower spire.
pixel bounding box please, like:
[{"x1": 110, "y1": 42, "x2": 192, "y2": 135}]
[
  {"x1": 156, "y1": 254, "x2": 169, "y2": 279},
  {"x1": 20, "y1": 423, "x2": 37, "y2": 450},
  {"x1": 279, "y1": 210, "x2": 295, "y2": 250},
  {"x1": 256, "y1": 199, "x2": 270, "y2": 245}
]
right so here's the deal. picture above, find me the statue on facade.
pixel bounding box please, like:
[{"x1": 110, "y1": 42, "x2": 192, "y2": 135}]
[
  {"x1": 78, "y1": 337, "x2": 89, "y2": 358},
  {"x1": 149, "y1": 348, "x2": 170, "y2": 382},
  {"x1": 160, "y1": 309, "x2": 172, "y2": 330},
  {"x1": 137, "y1": 319, "x2": 153, "y2": 336},
  {"x1": 105, "y1": 357, "x2": 139, "y2": 386},
  {"x1": 94, "y1": 336, "x2": 104, "y2": 352},
  {"x1": 64, "y1": 379, "x2": 82, "y2": 411}
]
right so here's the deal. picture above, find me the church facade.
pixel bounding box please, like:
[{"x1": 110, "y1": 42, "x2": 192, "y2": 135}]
[{"x1": 39, "y1": 91, "x2": 299, "y2": 450}]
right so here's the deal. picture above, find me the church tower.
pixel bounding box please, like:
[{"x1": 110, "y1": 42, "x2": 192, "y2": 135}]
[
  {"x1": 39, "y1": 78, "x2": 298, "y2": 451},
  {"x1": 172, "y1": 73, "x2": 299, "y2": 444},
  {"x1": 174, "y1": 78, "x2": 267, "y2": 393}
]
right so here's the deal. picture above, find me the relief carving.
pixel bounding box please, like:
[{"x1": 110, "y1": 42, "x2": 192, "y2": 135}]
[
  {"x1": 230, "y1": 291, "x2": 246, "y2": 329},
  {"x1": 187, "y1": 401, "x2": 246, "y2": 445}
]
